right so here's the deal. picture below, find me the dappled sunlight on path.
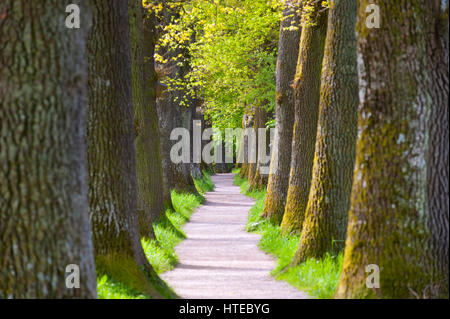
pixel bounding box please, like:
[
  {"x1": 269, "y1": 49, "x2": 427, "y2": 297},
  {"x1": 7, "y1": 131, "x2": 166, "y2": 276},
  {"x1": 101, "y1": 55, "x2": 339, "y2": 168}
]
[{"x1": 161, "y1": 173, "x2": 309, "y2": 299}]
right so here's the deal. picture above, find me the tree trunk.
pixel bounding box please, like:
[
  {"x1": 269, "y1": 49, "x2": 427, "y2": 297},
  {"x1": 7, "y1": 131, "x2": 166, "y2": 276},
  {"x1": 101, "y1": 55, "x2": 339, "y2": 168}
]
[
  {"x1": 246, "y1": 108, "x2": 258, "y2": 185},
  {"x1": 201, "y1": 113, "x2": 215, "y2": 173},
  {"x1": 235, "y1": 121, "x2": 245, "y2": 170},
  {"x1": 335, "y1": 0, "x2": 447, "y2": 299},
  {"x1": 248, "y1": 107, "x2": 269, "y2": 191},
  {"x1": 291, "y1": 0, "x2": 358, "y2": 265},
  {"x1": 239, "y1": 113, "x2": 252, "y2": 178},
  {"x1": 0, "y1": 0, "x2": 96, "y2": 299},
  {"x1": 87, "y1": 0, "x2": 173, "y2": 298},
  {"x1": 190, "y1": 98, "x2": 204, "y2": 179},
  {"x1": 156, "y1": 88, "x2": 199, "y2": 195},
  {"x1": 281, "y1": 2, "x2": 328, "y2": 235},
  {"x1": 214, "y1": 138, "x2": 228, "y2": 173},
  {"x1": 144, "y1": 8, "x2": 173, "y2": 212},
  {"x1": 426, "y1": 0, "x2": 449, "y2": 296},
  {"x1": 262, "y1": 0, "x2": 301, "y2": 223},
  {"x1": 154, "y1": 7, "x2": 199, "y2": 196},
  {"x1": 129, "y1": 1, "x2": 168, "y2": 239},
  {"x1": 155, "y1": 61, "x2": 199, "y2": 195}
]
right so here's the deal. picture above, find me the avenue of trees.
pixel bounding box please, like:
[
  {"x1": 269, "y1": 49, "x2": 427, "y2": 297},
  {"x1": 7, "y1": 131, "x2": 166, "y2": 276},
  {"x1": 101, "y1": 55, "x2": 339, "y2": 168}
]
[
  {"x1": 0, "y1": 0, "x2": 195, "y2": 299},
  {"x1": 152, "y1": 0, "x2": 449, "y2": 298},
  {"x1": 0, "y1": 0, "x2": 448, "y2": 299}
]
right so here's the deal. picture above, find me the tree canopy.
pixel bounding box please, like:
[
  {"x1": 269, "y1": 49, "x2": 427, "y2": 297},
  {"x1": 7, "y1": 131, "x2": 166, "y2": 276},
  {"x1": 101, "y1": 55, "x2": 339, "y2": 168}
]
[{"x1": 150, "y1": 0, "x2": 282, "y2": 130}]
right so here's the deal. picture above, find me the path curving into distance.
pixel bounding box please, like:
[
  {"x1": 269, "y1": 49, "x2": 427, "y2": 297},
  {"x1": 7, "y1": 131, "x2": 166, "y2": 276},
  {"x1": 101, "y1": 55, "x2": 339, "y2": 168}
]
[{"x1": 161, "y1": 173, "x2": 309, "y2": 299}]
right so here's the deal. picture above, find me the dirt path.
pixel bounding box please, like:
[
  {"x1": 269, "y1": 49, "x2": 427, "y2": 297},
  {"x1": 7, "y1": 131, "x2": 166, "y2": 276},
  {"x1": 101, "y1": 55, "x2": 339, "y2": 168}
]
[{"x1": 161, "y1": 173, "x2": 309, "y2": 299}]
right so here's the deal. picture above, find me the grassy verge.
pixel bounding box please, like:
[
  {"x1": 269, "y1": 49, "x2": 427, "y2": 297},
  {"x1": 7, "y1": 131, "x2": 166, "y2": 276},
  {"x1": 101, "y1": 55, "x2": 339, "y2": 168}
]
[
  {"x1": 97, "y1": 170, "x2": 215, "y2": 299},
  {"x1": 142, "y1": 191, "x2": 204, "y2": 274},
  {"x1": 97, "y1": 275, "x2": 146, "y2": 299},
  {"x1": 232, "y1": 168, "x2": 342, "y2": 299}
]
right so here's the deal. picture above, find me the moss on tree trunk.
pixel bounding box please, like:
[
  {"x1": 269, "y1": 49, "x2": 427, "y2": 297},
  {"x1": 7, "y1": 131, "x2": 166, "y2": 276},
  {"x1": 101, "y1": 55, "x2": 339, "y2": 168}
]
[
  {"x1": 281, "y1": 2, "x2": 328, "y2": 235},
  {"x1": 291, "y1": 0, "x2": 358, "y2": 264},
  {"x1": 425, "y1": 0, "x2": 449, "y2": 296},
  {"x1": 129, "y1": 1, "x2": 168, "y2": 239},
  {"x1": 262, "y1": 0, "x2": 301, "y2": 224},
  {"x1": 248, "y1": 107, "x2": 269, "y2": 191},
  {"x1": 335, "y1": 0, "x2": 448, "y2": 299},
  {"x1": 87, "y1": 0, "x2": 175, "y2": 299}
]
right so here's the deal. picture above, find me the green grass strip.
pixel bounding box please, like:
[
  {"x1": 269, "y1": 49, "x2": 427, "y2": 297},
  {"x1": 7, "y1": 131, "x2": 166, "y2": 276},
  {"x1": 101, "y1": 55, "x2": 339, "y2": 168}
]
[
  {"x1": 232, "y1": 168, "x2": 342, "y2": 299},
  {"x1": 98, "y1": 170, "x2": 215, "y2": 299}
]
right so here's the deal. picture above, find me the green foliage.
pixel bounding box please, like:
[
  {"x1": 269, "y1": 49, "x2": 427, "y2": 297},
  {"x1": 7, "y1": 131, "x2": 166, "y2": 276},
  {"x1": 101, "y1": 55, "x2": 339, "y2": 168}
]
[
  {"x1": 265, "y1": 118, "x2": 276, "y2": 129},
  {"x1": 152, "y1": 0, "x2": 282, "y2": 130},
  {"x1": 98, "y1": 172, "x2": 214, "y2": 298},
  {"x1": 193, "y1": 170, "x2": 215, "y2": 195},
  {"x1": 233, "y1": 169, "x2": 342, "y2": 299},
  {"x1": 142, "y1": 191, "x2": 202, "y2": 274},
  {"x1": 301, "y1": 0, "x2": 329, "y2": 27}
]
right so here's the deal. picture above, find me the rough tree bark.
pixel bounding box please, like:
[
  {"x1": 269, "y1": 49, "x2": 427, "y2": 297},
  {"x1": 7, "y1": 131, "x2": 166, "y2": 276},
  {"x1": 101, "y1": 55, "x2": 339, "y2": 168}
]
[
  {"x1": 291, "y1": 0, "x2": 358, "y2": 265},
  {"x1": 144, "y1": 7, "x2": 173, "y2": 211},
  {"x1": 0, "y1": 0, "x2": 96, "y2": 299},
  {"x1": 335, "y1": 0, "x2": 448, "y2": 299},
  {"x1": 155, "y1": 7, "x2": 199, "y2": 196},
  {"x1": 156, "y1": 84, "x2": 199, "y2": 195},
  {"x1": 155, "y1": 66, "x2": 199, "y2": 194},
  {"x1": 426, "y1": 0, "x2": 449, "y2": 296},
  {"x1": 87, "y1": 0, "x2": 174, "y2": 298},
  {"x1": 248, "y1": 106, "x2": 269, "y2": 191},
  {"x1": 281, "y1": 1, "x2": 328, "y2": 235},
  {"x1": 129, "y1": 0, "x2": 168, "y2": 239},
  {"x1": 262, "y1": 0, "x2": 301, "y2": 223}
]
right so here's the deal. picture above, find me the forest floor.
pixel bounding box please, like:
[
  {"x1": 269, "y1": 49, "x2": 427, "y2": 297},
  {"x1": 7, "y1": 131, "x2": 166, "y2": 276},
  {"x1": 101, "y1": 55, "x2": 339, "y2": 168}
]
[{"x1": 161, "y1": 173, "x2": 309, "y2": 299}]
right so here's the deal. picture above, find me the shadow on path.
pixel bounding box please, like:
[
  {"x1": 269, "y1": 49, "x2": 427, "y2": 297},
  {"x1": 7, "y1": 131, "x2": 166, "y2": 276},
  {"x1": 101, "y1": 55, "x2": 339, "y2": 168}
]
[{"x1": 161, "y1": 173, "x2": 309, "y2": 299}]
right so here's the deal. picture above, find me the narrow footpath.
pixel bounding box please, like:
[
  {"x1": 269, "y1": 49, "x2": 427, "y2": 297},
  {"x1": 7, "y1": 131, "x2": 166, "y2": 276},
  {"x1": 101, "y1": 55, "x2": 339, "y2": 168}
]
[{"x1": 161, "y1": 173, "x2": 309, "y2": 299}]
